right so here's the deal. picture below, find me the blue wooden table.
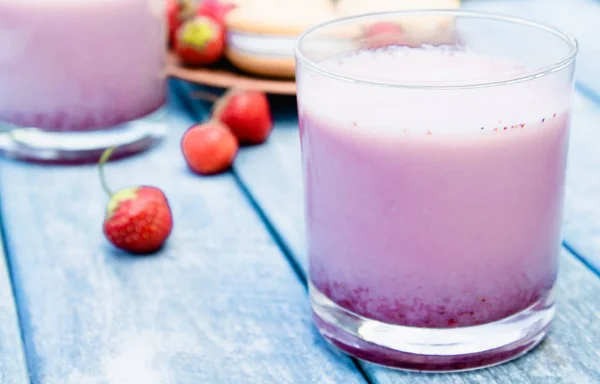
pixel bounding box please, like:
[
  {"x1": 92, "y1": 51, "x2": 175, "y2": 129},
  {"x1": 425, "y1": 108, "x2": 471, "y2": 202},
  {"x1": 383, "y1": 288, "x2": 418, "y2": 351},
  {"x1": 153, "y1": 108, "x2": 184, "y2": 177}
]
[{"x1": 1, "y1": 1, "x2": 600, "y2": 383}]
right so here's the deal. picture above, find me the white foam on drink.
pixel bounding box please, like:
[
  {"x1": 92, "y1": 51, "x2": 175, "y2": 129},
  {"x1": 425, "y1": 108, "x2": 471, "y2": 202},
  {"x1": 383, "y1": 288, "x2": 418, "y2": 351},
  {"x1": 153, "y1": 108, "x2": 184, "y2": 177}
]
[{"x1": 297, "y1": 46, "x2": 571, "y2": 135}]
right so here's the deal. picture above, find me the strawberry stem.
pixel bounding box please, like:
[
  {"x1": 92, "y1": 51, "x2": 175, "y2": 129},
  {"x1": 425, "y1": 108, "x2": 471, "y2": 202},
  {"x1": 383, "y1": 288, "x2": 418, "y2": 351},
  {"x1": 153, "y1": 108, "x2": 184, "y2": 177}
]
[
  {"x1": 98, "y1": 147, "x2": 116, "y2": 197},
  {"x1": 190, "y1": 90, "x2": 220, "y2": 103}
]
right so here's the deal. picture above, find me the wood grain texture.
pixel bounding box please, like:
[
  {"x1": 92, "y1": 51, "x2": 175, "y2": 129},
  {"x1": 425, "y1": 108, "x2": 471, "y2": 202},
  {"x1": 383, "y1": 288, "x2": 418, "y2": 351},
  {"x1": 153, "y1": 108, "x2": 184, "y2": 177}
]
[
  {"x1": 0, "y1": 228, "x2": 30, "y2": 383},
  {"x1": 0, "y1": 81, "x2": 367, "y2": 384},
  {"x1": 183, "y1": 94, "x2": 310, "y2": 272},
  {"x1": 177, "y1": 79, "x2": 600, "y2": 383}
]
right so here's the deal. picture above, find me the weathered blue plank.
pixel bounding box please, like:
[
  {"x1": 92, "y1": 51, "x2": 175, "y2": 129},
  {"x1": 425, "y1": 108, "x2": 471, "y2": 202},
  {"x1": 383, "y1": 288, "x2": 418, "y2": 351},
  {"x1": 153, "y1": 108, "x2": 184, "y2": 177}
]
[
  {"x1": 0, "y1": 231, "x2": 29, "y2": 383},
  {"x1": 576, "y1": 53, "x2": 600, "y2": 100},
  {"x1": 0, "y1": 81, "x2": 367, "y2": 384},
  {"x1": 182, "y1": 93, "x2": 308, "y2": 270},
  {"x1": 177, "y1": 78, "x2": 600, "y2": 383}
]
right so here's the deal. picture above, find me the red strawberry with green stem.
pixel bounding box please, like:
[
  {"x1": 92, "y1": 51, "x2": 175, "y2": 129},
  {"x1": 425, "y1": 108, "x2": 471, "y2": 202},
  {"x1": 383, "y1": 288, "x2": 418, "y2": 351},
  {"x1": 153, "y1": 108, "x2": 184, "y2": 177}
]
[
  {"x1": 167, "y1": 0, "x2": 197, "y2": 46},
  {"x1": 175, "y1": 15, "x2": 225, "y2": 65},
  {"x1": 196, "y1": 0, "x2": 236, "y2": 41},
  {"x1": 99, "y1": 148, "x2": 173, "y2": 254}
]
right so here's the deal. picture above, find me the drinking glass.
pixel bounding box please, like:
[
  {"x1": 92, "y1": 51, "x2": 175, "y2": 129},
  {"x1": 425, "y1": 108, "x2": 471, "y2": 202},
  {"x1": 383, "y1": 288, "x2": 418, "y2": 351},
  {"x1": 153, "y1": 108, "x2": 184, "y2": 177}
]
[
  {"x1": 295, "y1": 10, "x2": 577, "y2": 371},
  {"x1": 0, "y1": 0, "x2": 167, "y2": 162}
]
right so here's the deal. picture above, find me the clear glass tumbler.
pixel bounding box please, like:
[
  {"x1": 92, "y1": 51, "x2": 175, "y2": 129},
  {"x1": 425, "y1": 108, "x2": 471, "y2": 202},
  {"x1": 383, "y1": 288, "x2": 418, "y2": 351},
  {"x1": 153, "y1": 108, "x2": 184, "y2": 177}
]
[
  {"x1": 0, "y1": 0, "x2": 167, "y2": 163},
  {"x1": 295, "y1": 10, "x2": 577, "y2": 371}
]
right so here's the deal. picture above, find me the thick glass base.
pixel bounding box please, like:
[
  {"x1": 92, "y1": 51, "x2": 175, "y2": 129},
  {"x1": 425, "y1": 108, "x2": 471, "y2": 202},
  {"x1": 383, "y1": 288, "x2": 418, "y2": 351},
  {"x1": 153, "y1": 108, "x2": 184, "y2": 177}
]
[
  {"x1": 310, "y1": 283, "x2": 554, "y2": 372},
  {"x1": 0, "y1": 107, "x2": 167, "y2": 164}
]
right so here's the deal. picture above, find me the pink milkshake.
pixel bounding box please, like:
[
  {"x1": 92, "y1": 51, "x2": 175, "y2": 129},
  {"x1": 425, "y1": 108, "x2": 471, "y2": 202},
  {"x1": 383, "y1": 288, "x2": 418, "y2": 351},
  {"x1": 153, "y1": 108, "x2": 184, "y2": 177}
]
[
  {"x1": 302, "y1": 47, "x2": 568, "y2": 328},
  {"x1": 296, "y1": 11, "x2": 577, "y2": 371},
  {"x1": 0, "y1": 0, "x2": 166, "y2": 131}
]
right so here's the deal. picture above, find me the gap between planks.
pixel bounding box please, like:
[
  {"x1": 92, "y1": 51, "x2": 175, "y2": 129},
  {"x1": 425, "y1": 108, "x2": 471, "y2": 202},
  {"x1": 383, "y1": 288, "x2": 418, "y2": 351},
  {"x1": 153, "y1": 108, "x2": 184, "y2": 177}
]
[
  {"x1": 0, "y1": 174, "x2": 38, "y2": 383},
  {"x1": 172, "y1": 79, "x2": 375, "y2": 384}
]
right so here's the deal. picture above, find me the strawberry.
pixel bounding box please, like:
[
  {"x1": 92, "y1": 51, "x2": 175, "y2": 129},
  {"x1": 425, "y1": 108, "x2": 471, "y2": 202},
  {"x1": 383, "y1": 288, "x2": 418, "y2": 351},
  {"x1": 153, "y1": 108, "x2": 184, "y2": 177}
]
[
  {"x1": 196, "y1": 0, "x2": 236, "y2": 42},
  {"x1": 167, "y1": 0, "x2": 197, "y2": 46},
  {"x1": 99, "y1": 148, "x2": 173, "y2": 254},
  {"x1": 213, "y1": 89, "x2": 273, "y2": 145},
  {"x1": 363, "y1": 21, "x2": 408, "y2": 49},
  {"x1": 175, "y1": 15, "x2": 225, "y2": 65},
  {"x1": 196, "y1": 0, "x2": 236, "y2": 26},
  {"x1": 181, "y1": 121, "x2": 238, "y2": 175}
]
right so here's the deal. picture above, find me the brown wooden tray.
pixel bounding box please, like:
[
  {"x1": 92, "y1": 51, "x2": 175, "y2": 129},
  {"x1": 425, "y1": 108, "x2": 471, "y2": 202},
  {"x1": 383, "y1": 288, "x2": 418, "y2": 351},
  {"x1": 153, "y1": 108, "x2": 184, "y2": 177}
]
[{"x1": 166, "y1": 52, "x2": 297, "y2": 95}]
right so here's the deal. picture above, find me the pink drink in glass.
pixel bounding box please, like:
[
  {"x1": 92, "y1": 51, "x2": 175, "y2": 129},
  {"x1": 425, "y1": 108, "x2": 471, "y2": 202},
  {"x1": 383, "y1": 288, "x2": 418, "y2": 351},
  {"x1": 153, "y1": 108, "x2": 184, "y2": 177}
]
[
  {"x1": 0, "y1": 0, "x2": 166, "y2": 132},
  {"x1": 303, "y1": 48, "x2": 567, "y2": 328},
  {"x1": 296, "y1": 11, "x2": 577, "y2": 370}
]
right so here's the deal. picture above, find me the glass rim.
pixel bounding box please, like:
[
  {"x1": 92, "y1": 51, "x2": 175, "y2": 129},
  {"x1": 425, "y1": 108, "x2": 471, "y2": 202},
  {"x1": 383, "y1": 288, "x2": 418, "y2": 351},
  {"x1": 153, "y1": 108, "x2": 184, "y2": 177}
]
[{"x1": 294, "y1": 9, "x2": 579, "y2": 90}]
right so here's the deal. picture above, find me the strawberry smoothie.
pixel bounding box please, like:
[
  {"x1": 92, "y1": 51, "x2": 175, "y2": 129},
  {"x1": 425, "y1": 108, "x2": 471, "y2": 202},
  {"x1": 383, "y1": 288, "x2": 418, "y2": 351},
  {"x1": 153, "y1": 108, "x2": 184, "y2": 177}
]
[
  {"x1": 0, "y1": 0, "x2": 166, "y2": 131},
  {"x1": 297, "y1": 46, "x2": 572, "y2": 329}
]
